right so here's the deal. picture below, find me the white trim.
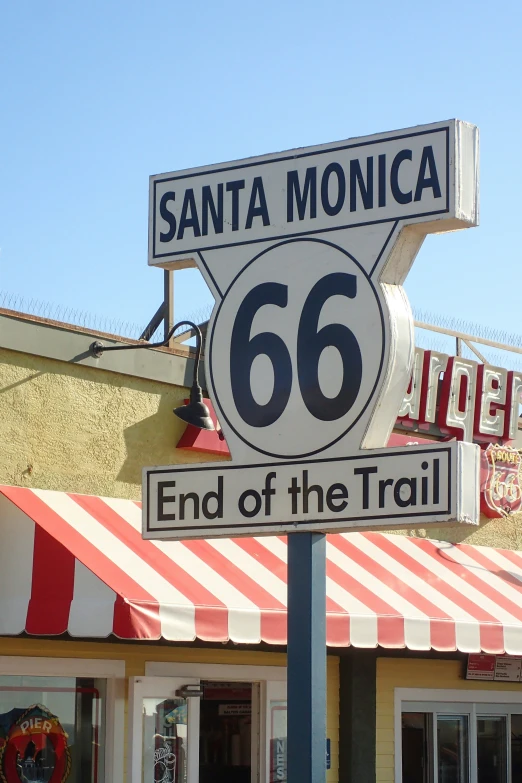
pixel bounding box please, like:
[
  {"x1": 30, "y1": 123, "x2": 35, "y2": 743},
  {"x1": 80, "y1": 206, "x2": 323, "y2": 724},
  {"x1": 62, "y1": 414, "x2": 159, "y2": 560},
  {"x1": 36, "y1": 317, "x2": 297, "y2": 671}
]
[
  {"x1": 0, "y1": 310, "x2": 192, "y2": 387},
  {"x1": 0, "y1": 655, "x2": 124, "y2": 677},
  {"x1": 105, "y1": 673, "x2": 125, "y2": 783},
  {"x1": 403, "y1": 700, "x2": 475, "y2": 712},
  {"x1": 258, "y1": 680, "x2": 268, "y2": 783},
  {"x1": 396, "y1": 687, "x2": 522, "y2": 704},
  {"x1": 0, "y1": 655, "x2": 124, "y2": 783},
  {"x1": 394, "y1": 686, "x2": 403, "y2": 783},
  {"x1": 145, "y1": 661, "x2": 287, "y2": 681},
  {"x1": 251, "y1": 682, "x2": 261, "y2": 783},
  {"x1": 470, "y1": 704, "x2": 478, "y2": 783}
]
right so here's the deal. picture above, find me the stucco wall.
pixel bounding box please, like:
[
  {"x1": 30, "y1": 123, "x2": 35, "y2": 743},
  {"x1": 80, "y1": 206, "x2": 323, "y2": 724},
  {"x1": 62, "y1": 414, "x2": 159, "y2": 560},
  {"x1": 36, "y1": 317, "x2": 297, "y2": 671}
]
[
  {"x1": 0, "y1": 346, "x2": 227, "y2": 499},
  {"x1": 383, "y1": 512, "x2": 522, "y2": 550}
]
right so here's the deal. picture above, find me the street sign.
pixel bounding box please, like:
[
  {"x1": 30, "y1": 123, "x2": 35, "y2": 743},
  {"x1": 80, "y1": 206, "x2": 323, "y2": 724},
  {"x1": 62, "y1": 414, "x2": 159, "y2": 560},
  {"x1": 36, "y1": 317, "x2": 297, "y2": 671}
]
[
  {"x1": 144, "y1": 119, "x2": 480, "y2": 538},
  {"x1": 149, "y1": 121, "x2": 477, "y2": 264},
  {"x1": 143, "y1": 442, "x2": 479, "y2": 539}
]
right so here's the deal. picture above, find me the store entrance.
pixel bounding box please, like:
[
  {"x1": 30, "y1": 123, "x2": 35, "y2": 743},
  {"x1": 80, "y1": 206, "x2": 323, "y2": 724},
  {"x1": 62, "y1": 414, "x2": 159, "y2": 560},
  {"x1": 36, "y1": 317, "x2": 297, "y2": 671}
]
[{"x1": 199, "y1": 681, "x2": 253, "y2": 783}]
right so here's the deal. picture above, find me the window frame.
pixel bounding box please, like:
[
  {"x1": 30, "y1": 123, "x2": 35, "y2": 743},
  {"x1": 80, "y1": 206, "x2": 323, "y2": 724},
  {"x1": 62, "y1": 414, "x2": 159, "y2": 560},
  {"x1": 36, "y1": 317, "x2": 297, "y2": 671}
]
[
  {"x1": 0, "y1": 655, "x2": 125, "y2": 783},
  {"x1": 395, "y1": 688, "x2": 522, "y2": 783}
]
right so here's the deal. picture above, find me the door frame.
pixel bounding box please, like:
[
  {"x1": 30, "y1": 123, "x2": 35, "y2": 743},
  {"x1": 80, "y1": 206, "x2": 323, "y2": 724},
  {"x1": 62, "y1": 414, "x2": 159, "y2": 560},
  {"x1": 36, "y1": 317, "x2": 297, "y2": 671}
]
[
  {"x1": 129, "y1": 675, "x2": 201, "y2": 783},
  {"x1": 144, "y1": 661, "x2": 287, "y2": 783}
]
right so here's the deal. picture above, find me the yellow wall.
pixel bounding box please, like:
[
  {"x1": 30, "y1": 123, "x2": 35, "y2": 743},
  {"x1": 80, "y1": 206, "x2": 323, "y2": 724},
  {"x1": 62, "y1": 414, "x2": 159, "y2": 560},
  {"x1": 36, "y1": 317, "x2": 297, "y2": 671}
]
[
  {"x1": 382, "y1": 513, "x2": 522, "y2": 549},
  {"x1": 0, "y1": 638, "x2": 339, "y2": 782},
  {"x1": 0, "y1": 347, "x2": 226, "y2": 499},
  {"x1": 376, "y1": 657, "x2": 522, "y2": 782}
]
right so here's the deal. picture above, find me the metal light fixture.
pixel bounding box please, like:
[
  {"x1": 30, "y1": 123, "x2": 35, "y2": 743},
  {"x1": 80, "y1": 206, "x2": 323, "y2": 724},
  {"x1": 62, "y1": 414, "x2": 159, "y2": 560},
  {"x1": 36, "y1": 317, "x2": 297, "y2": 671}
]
[{"x1": 90, "y1": 321, "x2": 215, "y2": 431}]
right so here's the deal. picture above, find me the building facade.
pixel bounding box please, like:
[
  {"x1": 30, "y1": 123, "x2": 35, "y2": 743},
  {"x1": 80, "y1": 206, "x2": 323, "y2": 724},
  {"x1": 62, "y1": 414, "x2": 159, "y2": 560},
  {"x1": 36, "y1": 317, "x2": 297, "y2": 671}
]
[{"x1": 1, "y1": 306, "x2": 522, "y2": 783}]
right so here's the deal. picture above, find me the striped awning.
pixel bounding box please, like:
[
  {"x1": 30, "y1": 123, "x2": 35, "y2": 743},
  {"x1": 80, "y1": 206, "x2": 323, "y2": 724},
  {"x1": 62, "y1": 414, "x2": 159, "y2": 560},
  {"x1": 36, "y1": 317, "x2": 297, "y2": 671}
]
[{"x1": 2, "y1": 484, "x2": 522, "y2": 653}]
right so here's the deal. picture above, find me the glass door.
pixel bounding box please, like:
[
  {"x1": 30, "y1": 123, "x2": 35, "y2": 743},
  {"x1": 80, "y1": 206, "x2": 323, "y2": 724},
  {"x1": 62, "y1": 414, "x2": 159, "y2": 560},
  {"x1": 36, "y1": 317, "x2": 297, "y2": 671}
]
[
  {"x1": 510, "y1": 714, "x2": 522, "y2": 781},
  {"x1": 476, "y1": 716, "x2": 507, "y2": 783},
  {"x1": 402, "y1": 712, "x2": 431, "y2": 783},
  {"x1": 129, "y1": 676, "x2": 201, "y2": 783}
]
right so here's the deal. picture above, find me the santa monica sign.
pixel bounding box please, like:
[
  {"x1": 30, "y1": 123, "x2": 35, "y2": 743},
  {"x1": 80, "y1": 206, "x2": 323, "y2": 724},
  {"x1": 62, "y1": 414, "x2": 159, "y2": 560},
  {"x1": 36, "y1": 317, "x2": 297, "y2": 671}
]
[
  {"x1": 150, "y1": 123, "x2": 468, "y2": 260},
  {"x1": 144, "y1": 120, "x2": 481, "y2": 540}
]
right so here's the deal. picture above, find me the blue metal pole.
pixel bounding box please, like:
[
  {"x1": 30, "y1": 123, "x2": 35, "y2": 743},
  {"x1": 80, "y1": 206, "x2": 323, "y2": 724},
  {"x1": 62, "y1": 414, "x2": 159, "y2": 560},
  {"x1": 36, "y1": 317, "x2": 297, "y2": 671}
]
[{"x1": 287, "y1": 532, "x2": 327, "y2": 783}]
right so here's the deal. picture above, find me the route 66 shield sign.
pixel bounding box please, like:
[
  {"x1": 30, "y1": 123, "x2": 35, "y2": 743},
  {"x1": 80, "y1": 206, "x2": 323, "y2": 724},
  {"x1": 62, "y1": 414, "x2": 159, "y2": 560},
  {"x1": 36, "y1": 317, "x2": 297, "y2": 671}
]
[
  {"x1": 144, "y1": 120, "x2": 481, "y2": 539},
  {"x1": 482, "y1": 444, "x2": 522, "y2": 518}
]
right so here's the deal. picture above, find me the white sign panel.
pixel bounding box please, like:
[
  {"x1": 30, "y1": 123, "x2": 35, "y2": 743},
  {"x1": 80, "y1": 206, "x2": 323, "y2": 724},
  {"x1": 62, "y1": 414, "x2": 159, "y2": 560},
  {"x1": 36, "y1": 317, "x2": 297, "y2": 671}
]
[
  {"x1": 149, "y1": 121, "x2": 477, "y2": 263},
  {"x1": 144, "y1": 120, "x2": 480, "y2": 539},
  {"x1": 494, "y1": 657, "x2": 522, "y2": 682},
  {"x1": 143, "y1": 442, "x2": 479, "y2": 539}
]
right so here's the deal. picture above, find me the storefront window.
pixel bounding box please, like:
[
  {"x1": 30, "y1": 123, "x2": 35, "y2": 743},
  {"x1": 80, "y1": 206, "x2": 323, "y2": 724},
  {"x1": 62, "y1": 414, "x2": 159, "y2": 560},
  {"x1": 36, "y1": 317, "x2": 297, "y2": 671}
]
[
  {"x1": 0, "y1": 675, "x2": 105, "y2": 783},
  {"x1": 402, "y1": 712, "x2": 430, "y2": 783},
  {"x1": 477, "y1": 717, "x2": 507, "y2": 783},
  {"x1": 401, "y1": 707, "x2": 522, "y2": 783},
  {"x1": 438, "y1": 716, "x2": 469, "y2": 783},
  {"x1": 511, "y1": 715, "x2": 522, "y2": 781}
]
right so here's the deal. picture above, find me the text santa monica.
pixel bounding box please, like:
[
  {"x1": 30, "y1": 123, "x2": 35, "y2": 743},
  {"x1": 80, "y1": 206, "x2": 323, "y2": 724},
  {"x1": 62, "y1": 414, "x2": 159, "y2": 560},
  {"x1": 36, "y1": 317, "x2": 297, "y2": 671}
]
[
  {"x1": 150, "y1": 126, "x2": 449, "y2": 258},
  {"x1": 159, "y1": 147, "x2": 440, "y2": 241}
]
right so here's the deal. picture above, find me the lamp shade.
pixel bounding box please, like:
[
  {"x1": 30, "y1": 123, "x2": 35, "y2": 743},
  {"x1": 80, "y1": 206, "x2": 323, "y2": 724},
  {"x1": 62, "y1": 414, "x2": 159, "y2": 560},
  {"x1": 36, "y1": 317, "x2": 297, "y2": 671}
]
[{"x1": 173, "y1": 384, "x2": 215, "y2": 431}]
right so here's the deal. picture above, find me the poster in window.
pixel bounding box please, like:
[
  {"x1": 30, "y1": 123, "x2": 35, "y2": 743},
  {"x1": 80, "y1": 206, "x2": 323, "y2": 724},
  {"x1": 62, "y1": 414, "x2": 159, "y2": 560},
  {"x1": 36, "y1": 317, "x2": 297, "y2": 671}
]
[{"x1": 0, "y1": 704, "x2": 71, "y2": 783}]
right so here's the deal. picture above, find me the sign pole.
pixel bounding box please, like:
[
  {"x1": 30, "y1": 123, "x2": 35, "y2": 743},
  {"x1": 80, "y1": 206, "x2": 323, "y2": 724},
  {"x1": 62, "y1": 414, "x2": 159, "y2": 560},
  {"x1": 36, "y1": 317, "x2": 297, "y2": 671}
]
[{"x1": 287, "y1": 532, "x2": 327, "y2": 783}]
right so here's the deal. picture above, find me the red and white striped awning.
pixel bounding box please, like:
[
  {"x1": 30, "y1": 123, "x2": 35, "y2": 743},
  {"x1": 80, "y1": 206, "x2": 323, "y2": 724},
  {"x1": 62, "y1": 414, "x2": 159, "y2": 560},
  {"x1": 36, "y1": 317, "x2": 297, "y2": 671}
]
[{"x1": 2, "y1": 484, "x2": 522, "y2": 654}]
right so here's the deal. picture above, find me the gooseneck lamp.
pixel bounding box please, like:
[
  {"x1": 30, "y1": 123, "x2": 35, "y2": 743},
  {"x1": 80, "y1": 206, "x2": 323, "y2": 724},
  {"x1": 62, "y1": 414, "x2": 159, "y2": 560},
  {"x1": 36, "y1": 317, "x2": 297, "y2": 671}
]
[{"x1": 90, "y1": 322, "x2": 215, "y2": 431}]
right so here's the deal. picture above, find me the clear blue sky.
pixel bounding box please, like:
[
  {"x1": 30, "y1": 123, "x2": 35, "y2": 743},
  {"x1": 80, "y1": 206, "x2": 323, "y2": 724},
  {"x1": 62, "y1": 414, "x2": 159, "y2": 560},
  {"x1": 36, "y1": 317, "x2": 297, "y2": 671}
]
[{"x1": 1, "y1": 0, "x2": 520, "y2": 338}]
